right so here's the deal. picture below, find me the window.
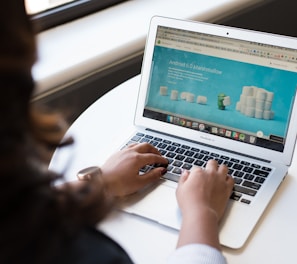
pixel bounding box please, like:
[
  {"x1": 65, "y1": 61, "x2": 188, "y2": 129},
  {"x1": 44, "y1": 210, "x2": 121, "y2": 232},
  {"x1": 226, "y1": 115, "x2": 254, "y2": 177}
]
[
  {"x1": 25, "y1": 0, "x2": 76, "y2": 14},
  {"x1": 25, "y1": 0, "x2": 128, "y2": 32}
]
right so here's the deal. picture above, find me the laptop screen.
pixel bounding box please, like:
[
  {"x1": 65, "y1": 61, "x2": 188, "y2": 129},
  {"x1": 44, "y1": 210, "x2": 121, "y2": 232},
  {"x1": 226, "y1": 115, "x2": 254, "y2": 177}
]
[{"x1": 143, "y1": 25, "x2": 297, "y2": 152}]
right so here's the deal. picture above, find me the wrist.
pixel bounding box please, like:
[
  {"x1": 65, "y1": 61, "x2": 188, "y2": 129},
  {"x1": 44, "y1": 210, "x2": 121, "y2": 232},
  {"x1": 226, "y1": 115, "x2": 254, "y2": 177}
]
[
  {"x1": 182, "y1": 205, "x2": 218, "y2": 224},
  {"x1": 178, "y1": 205, "x2": 221, "y2": 250}
]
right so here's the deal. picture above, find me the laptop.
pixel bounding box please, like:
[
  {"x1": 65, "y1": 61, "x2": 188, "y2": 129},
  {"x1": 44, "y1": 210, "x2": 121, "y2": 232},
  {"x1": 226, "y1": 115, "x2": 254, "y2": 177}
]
[{"x1": 118, "y1": 16, "x2": 297, "y2": 249}]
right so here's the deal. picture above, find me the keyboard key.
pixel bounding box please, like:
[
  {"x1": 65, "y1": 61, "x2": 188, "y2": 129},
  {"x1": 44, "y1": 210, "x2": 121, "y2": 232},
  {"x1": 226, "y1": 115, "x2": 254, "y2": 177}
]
[
  {"x1": 244, "y1": 174, "x2": 254, "y2": 181},
  {"x1": 162, "y1": 172, "x2": 180, "y2": 182},
  {"x1": 157, "y1": 143, "x2": 167, "y2": 149},
  {"x1": 159, "y1": 149, "x2": 166, "y2": 155},
  {"x1": 230, "y1": 192, "x2": 242, "y2": 201},
  {"x1": 203, "y1": 156, "x2": 212, "y2": 161},
  {"x1": 255, "y1": 176, "x2": 265, "y2": 184},
  {"x1": 262, "y1": 166, "x2": 272, "y2": 172},
  {"x1": 175, "y1": 155, "x2": 185, "y2": 161},
  {"x1": 243, "y1": 167, "x2": 253, "y2": 173},
  {"x1": 217, "y1": 159, "x2": 224, "y2": 164},
  {"x1": 140, "y1": 138, "x2": 150, "y2": 143},
  {"x1": 233, "y1": 164, "x2": 243, "y2": 170},
  {"x1": 241, "y1": 199, "x2": 251, "y2": 204},
  {"x1": 150, "y1": 140, "x2": 159, "y2": 146},
  {"x1": 234, "y1": 177, "x2": 243, "y2": 184},
  {"x1": 234, "y1": 170, "x2": 244, "y2": 177},
  {"x1": 191, "y1": 147, "x2": 200, "y2": 152},
  {"x1": 194, "y1": 153, "x2": 204, "y2": 159},
  {"x1": 172, "y1": 167, "x2": 182, "y2": 174},
  {"x1": 181, "y1": 145, "x2": 190, "y2": 149},
  {"x1": 167, "y1": 165, "x2": 173, "y2": 172},
  {"x1": 176, "y1": 148, "x2": 185, "y2": 154},
  {"x1": 185, "y1": 150, "x2": 194, "y2": 157},
  {"x1": 166, "y1": 152, "x2": 176, "y2": 158},
  {"x1": 167, "y1": 145, "x2": 176, "y2": 151},
  {"x1": 194, "y1": 160, "x2": 204, "y2": 167},
  {"x1": 211, "y1": 153, "x2": 220, "y2": 158},
  {"x1": 131, "y1": 135, "x2": 141, "y2": 142},
  {"x1": 251, "y1": 163, "x2": 261, "y2": 169},
  {"x1": 254, "y1": 169, "x2": 269, "y2": 177},
  {"x1": 185, "y1": 157, "x2": 195, "y2": 163},
  {"x1": 228, "y1": 168, "x2": 234, "y2": 175},
  {"x1": 173, "y1": 160, "x2": 183, "y2": 167},
  {"x1": 182, "y1": 163, "x2": 192, "y2": 170},
  {"x1": 234, "y1": 185, "x2": 257, "y2": 196},
  {"x1": 242, "y1": 180, "x2": 261, "y2": 190},
  {"x1": 223, "y1": 161, "x2": 234, "y2": 167},
  {"x1": 240, "y1": 161, "x2": 250, "y2": 166},
  {"x1": 167, "y1": 158, "x2": 173, "y2": 164}
]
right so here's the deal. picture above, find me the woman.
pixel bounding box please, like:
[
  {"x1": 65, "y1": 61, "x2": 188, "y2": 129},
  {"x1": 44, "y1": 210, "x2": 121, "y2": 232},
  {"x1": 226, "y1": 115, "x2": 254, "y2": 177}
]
[{"x1": 0, "y1": 1, "x2": 234, "y2": 263}]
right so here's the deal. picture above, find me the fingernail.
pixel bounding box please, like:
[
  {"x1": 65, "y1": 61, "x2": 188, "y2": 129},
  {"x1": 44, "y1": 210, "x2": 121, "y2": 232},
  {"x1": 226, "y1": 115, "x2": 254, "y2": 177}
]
[{"x1": 161, "y1": 168, "x2": 167, "y2": 175}]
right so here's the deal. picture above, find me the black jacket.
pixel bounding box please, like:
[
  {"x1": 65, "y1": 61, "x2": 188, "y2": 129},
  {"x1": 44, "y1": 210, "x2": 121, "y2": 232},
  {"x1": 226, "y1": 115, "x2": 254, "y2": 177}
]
[{"x1": 55, "y1": 227, "x2": 133, "y2": 264}]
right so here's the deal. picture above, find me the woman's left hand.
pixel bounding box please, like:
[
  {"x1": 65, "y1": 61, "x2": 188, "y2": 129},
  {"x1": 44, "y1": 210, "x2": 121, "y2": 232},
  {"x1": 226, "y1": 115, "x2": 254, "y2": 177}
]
[{"x1": 100, "y1": 143, "x2": 168, "y2": 196}]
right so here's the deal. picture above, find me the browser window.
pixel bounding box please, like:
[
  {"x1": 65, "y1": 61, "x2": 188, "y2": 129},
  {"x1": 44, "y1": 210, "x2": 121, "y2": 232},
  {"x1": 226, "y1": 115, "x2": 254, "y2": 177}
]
[{"x1": 144, "y1": 25, "x2": 297, "y2": 152}]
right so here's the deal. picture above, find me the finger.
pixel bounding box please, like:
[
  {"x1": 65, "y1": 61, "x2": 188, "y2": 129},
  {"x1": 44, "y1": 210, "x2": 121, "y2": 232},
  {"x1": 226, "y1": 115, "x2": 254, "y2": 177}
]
[
  {"x1": 126, "y1": 142, "x2": 138, "y2": 148},
  {"x1": 140, "y1": 167, "x2": 166, "y2": 183},
  {"x1": 226, "y1": 174, "x2": 235, "y2": 186},
  {"x1": 133, "y1": 142, "x2": 162, "y2": 155},
  {"x1": 186, "y1": 166, "x2": 204, "y2": 182},
  {"x1": 179, "y1": 169, "x2": 190, "y2": 183},
  {"x1": 138, "y1": 153, "x2": 168, "y2": 167},
  {"x1": 218, "y1": 163, "x2": 229, "y2": 175},
  {"x1": 190, "y1": 166, "x2": 204, "y2": 175},
  {"x1": 204, "y1": 159, "x2": 218, "y2": 172}
]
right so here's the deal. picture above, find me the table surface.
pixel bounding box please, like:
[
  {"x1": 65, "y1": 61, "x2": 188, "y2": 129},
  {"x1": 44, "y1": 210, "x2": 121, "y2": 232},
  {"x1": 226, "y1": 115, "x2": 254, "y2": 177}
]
[{"x1": 50, "y1": 75, "x2": 297, "y2": 264}]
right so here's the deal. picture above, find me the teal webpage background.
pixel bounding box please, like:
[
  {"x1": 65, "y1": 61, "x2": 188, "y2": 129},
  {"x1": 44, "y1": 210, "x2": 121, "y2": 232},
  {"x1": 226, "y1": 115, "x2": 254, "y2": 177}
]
[{"x1": 145, "y1": 46, "x2": 297, "y2": 139}]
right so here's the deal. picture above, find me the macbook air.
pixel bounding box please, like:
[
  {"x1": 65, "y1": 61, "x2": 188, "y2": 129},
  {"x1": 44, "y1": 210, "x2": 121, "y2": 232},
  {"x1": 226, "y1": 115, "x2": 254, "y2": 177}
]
[{"x1": 118, "y1": 16, "x2": 297, "y2": 249}]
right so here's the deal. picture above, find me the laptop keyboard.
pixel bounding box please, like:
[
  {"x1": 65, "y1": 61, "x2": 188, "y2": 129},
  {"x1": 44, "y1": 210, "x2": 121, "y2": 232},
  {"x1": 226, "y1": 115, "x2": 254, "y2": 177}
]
[{"x1": 126, "y1": 132, "x2": 272, "y2": 205}]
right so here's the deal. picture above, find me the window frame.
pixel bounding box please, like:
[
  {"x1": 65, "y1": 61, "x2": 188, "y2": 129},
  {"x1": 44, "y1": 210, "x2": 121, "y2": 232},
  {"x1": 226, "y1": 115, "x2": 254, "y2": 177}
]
[{"x1": 30, "y1": 0, "x2": 128, "y2": 32}]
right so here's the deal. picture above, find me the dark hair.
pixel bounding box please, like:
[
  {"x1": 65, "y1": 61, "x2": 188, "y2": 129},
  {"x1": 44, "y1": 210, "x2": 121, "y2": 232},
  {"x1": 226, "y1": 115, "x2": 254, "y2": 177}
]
[{"x1": 0, "y1": 2, "x2": 114, "y2": 263}]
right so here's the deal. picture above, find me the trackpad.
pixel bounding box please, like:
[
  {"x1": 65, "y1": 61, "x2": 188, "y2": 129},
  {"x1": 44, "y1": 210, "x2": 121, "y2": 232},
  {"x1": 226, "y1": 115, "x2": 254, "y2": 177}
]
[{"x1": 119, "y1": 182, "x2": 182, "y2": 230}]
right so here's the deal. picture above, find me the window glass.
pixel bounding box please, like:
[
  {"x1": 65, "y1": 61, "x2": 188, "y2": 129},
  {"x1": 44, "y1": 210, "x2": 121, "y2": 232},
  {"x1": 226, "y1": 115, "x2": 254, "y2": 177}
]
[
  {"x1": 25, "y1": 0, "x2": 76, "y2": 15},
  {"x1": 25, "y1": 0, "x2": 128, "y2": 31}
]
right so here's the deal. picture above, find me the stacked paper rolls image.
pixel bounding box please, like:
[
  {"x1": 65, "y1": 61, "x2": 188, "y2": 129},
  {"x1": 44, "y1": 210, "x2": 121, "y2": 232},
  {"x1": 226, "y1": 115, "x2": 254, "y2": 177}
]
[
  {"x1": 236, "y1": 86, "x2": 274, "y2": 120},
  {"x1": 159, "y1": 85, "x2": 273, "y2": 120},
  {"x1": 159, "y1": 86, "x2": 208, "y2": 105}
]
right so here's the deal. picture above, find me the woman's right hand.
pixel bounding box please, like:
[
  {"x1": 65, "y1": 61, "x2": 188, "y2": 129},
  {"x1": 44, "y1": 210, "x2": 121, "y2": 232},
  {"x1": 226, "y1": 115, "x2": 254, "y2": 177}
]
[
  {"x1": 177, "y1": 159, "x2": 234, "y2": 221},
  {"x1": 175, "y1": 159, "x2": 234, "y2": 249}
]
